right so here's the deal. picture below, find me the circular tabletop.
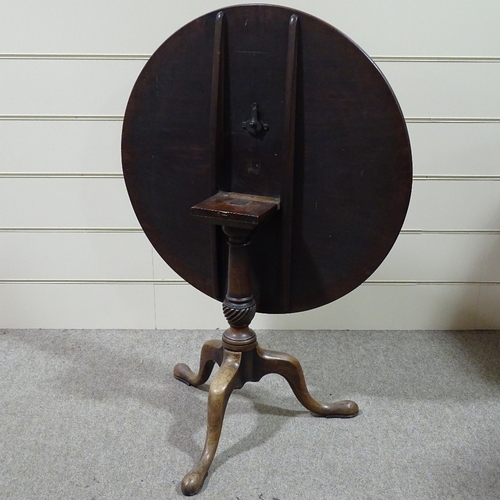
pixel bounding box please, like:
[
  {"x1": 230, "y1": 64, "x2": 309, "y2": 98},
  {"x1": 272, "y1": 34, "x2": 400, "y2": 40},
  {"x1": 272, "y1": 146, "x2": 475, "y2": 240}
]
[{"x1": 122, "y1": 5, "x2": 412, "y2": 314}]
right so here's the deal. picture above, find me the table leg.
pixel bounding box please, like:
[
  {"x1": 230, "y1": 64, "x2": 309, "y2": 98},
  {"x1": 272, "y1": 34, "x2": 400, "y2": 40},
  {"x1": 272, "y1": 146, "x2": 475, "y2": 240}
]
[
  {"x1": 181, "y1": 350, "x2": 242, "y2": 496},
  {"x1": 174, "y1": 339, "x2": 224, "y2": 387},
  {"x1": 254, "y1": 345, "x2": 358, "y2": 417}
]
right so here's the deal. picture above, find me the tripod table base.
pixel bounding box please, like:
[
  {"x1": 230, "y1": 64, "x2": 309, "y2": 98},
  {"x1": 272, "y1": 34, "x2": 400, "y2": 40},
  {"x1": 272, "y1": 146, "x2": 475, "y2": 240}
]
[{"x1": 173, "y1": 338, "x2": 358, "y2": 496}]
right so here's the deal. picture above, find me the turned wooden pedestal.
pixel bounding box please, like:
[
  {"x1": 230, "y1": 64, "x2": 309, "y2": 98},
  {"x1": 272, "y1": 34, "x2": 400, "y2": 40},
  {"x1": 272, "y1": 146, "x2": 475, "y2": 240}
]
[{"x1": 173, "y1": 191, "x2": 358, "y2": 495}]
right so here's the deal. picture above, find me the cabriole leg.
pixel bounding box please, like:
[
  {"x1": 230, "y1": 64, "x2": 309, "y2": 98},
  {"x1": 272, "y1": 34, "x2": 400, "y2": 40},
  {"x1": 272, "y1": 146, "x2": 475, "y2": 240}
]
[
  {"x1": 181, "y1": 350, "x2": 242, "y2": 496},
  {"x1": 254, "y1": 345, "x2": 358, "y2": 417},
  {"x1": 174, "y1": 339, "x2": 224, "y2": 387}
]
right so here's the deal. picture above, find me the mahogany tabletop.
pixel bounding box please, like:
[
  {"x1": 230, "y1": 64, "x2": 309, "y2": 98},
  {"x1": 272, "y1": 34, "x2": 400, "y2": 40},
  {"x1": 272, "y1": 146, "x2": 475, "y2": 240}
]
[{"x1": 122, "y1": 5, "x2": 412, "y2": 314}]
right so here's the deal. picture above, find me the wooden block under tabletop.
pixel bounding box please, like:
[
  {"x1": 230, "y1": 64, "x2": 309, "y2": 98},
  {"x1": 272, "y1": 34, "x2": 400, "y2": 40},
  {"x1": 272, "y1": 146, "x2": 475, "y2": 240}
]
[{"x1": 191, "y1": 191, "x2": 280, "y2": 228}]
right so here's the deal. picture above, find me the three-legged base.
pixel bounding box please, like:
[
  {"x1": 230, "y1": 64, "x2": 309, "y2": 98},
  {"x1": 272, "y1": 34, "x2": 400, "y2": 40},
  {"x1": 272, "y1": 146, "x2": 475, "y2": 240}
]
[{"x1": 173, "y1": 337, "x2": 358, "y2": 496}]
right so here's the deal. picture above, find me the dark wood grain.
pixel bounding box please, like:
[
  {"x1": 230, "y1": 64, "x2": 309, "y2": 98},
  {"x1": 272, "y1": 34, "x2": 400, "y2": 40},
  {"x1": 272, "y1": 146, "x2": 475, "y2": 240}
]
[
  {"x1": 280, "y1": 14, "x2": 299, "y2": 311},
  {"x1": 207, "y1": 11, "x2": 226, "y2": 299},
  {"x1": 191, "y1": 191, "x2": 280, "y2": 228},
  {"x1": 122, "y1": 5, "x2": 412, "y2": 313}
]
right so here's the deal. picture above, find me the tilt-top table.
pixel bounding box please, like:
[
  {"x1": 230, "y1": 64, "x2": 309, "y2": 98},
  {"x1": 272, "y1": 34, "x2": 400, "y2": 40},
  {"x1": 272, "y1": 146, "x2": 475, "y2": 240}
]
[{"x1": 122, "y1": 4, "x2": 412, "y2": 495}]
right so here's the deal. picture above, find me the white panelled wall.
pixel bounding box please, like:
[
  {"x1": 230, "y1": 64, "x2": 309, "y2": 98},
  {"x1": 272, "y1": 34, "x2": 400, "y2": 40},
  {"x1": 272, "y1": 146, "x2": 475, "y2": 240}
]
[{"x1": 1, "y1": 0, "x2": 500, "y2": 329}]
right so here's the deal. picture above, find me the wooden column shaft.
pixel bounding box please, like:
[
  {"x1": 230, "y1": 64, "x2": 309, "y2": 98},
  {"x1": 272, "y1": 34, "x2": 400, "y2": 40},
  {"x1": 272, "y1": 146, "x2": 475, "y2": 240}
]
[
  {"x1": 222, "y1": 226, "x2": 257, "y2": 350},
  {"x1": 223, "y1": 226, "x2": 252, "y2": 300}
]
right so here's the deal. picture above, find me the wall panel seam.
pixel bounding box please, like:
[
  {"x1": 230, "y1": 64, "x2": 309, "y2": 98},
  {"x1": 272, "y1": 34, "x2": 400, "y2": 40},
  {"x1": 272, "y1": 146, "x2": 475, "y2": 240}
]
[
  {"x1": 407, "y1": 118, "x2": 500, "y2": 123},
  {"x1": 3, "y1": 173, "x2": 500, "y2": 181},
  {"x1": 1, "y1": 228, "x2": 500, "y2": 234},
  {"x1": 374, "y1": 56, "x2": 500, "y2": 63},
  {"x1": 0, "y1": 173, "x2": 123, "y2": 178},
  {"x1": 2, "y1": 115, "x2": 499, "y2": 123},
  {"x1": 0, "y1": 53, "x2": 151, "y2": 60},
  {"x1": 0, "y1": 227, "x2": 142, "y2": 233},
  {"x1": 0, "y1": 279, "x2": 186, "y2": 284},
  {"x1": 413, "y1": 175, "x2": 500, "y2": 181},
  {"x1": 2, "y1": 54, "x2": 500, "y2": 63},
  {"x1": 0, "y1": 279, "x2": 497, "y2": 286},
  {"x1": 0, "y1": 115, "x2": 123, "y2": 121}
]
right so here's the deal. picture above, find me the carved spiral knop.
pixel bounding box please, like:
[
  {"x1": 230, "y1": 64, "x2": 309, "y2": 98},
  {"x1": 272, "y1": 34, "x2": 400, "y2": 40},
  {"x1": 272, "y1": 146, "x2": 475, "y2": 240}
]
[{"x1": 223, "y1": 300, "x2": 256, "y2": 328}]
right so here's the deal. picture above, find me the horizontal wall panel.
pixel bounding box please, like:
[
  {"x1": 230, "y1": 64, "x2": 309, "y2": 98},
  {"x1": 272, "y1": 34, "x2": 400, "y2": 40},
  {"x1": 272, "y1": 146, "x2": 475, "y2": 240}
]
[
  {"x1": 1, "y1": 280, "x2": 498, "y2": 330},
  {"x1": 334, "y1": 1, "x2": 500, "y2": 57},
  {"x1": 404, "y1": 181, "x2": 500, "y2": 231},
  {"x1": 2, "y1": 61, "x2": 500, "y2": 120},
  {"x1": 154, "y1": 283, "x2": 225, "y2": 330},
  {"x1": 154, "y1": 283, "x2": 482, "y2": 330},
  {"x1": 0, "y1": 178, "x2": 138, "y2": 227},
  {"x1": 378, "y1": 62, "x2": 500, "y2": 118},
  {"x1": 253, "y1": 284, "x2": 481, "y2": 330},
  {"x1": 3, "y1": 230, "x2": 484, "y2": 282},
  {"x1": 2, "y1": 1, "x2": 499, "y2": 57},
  {"x1": 408, "y1": 123, "x2": 500, "y2": 176},
  {"x1": 0, "y1": 283, "x2": 155, "y2": 329},
  {"x1": 1, "y1": 230, "x2": 495, "y2": 287},
  {"x1": 0, "y1": 232, "x2": 154, "y2": 280},
  {"x1": 0, "y1": 60, "x2": 144, "y2": 115},
  {"x1": 2, "y1": 280, "x2": 497, "y2": 330},
  {"x1": 0, "y1": 121, "x2": 123, "y2": 174},
  {"x1": 371, "y1": 233, "x2": 487, "y2": 282},
  {"x1": 2, "y1": 177, "x2": 500, "y2": 239},
  {"x1": 0, "y1": 1, "x2": 220, "y2": 55},
  {"x1": 2, "y1": 120, "x2": 499, "y2": 178},
  {"x1": 153, "y1": 233, "x2": 493, "y2": 283}
]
